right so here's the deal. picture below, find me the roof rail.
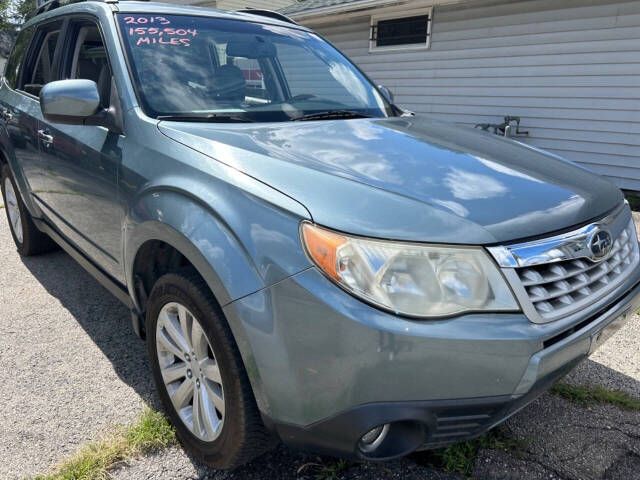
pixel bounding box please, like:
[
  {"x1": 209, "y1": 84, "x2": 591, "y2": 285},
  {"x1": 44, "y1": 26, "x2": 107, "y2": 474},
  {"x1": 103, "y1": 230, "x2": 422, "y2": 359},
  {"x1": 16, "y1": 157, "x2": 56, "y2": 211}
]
[
  {"x1": 35, "y1": 0, "x2": 61, "y2": 15},
  {"x1": 239, "y1": 9, "x2": 298, "y2": 25}
]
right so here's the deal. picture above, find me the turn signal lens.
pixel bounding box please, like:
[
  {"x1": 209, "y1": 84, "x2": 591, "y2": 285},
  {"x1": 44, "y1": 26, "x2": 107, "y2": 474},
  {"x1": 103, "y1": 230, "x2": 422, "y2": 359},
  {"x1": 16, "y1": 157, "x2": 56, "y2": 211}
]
[{"x1": 302, "y1": 223, "x2": 347, "y2": 280}]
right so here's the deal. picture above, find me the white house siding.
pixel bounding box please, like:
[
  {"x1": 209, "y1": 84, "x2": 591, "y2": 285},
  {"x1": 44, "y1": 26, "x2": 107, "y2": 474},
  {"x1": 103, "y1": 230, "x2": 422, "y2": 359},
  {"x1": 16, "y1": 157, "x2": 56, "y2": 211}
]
[{"x1": 310, "y1": 0, "x2": 640, "y2": 190}]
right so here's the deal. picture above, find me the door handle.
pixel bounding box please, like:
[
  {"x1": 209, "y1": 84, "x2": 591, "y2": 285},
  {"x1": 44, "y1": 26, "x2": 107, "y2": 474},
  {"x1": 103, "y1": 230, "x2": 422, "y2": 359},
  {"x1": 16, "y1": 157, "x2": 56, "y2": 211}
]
[{"x1": 38, "y1": 129, "x2": 54, "y2": 147}]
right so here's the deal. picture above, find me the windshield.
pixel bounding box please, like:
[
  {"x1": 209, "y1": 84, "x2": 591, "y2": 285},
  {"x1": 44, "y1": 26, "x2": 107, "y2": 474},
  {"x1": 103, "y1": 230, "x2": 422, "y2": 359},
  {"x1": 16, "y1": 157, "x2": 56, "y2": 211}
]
[{"x1": 117, "y1": 14, "x2": 394, "y2": 122}]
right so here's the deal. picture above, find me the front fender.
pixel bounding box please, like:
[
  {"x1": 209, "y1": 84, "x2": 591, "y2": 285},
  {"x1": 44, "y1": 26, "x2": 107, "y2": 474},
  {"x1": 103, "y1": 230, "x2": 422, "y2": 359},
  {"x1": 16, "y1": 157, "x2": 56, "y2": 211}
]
[{"x1": 124, "y1": 187, "x2": 312, "y2": 308}]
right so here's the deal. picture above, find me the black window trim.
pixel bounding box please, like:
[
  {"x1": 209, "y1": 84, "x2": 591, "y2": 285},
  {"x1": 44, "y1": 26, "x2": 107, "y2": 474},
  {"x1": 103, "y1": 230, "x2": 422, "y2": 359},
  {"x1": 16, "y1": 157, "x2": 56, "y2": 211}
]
[{"x1": 369, "y1": 7, "x2": 433, "y2": 52}]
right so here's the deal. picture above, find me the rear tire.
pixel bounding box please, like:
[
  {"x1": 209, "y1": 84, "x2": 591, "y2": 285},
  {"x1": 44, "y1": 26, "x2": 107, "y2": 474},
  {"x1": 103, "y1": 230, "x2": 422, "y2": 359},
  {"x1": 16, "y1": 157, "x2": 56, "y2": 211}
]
[
  {"x1": 146, "y1": 270, "x2": 274, "y2": 469},
  {"x1": 1, "y1": 164, "x2": 56, "y2": 256}
]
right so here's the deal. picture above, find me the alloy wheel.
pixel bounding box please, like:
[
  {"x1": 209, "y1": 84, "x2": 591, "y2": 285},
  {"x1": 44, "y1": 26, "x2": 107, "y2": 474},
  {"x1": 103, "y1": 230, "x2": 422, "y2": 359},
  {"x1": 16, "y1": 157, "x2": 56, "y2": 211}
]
[
  {"x1": 4, "y1": 177, "x2": 22, "y2": 244},
  {"x1": 156, "y1": 302, "x2": 225, "y2": 441}
]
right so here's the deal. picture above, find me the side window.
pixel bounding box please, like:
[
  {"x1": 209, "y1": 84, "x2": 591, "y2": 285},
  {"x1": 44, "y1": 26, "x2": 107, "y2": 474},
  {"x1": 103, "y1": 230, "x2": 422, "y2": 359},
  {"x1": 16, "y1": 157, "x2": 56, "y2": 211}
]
[
  {"x1": 21, "y1": 22, "x2": 63, "y2": 96},
  {"x1": 66, "y1": 23, "x2": 112, "y2": 108},
  {"x1": 4, "y1": 27, "x2": 34, "y2": 89}
]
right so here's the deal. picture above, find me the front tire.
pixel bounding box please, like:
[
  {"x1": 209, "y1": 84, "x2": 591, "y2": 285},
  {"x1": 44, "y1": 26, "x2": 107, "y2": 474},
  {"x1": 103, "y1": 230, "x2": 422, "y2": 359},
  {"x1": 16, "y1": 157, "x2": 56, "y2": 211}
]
[
  {"x1": 146, "y1": 270, "x2": 273, "y2": 469},
  {"x1": 1, "y1": 164, "x2": 56, "y2": 256}
]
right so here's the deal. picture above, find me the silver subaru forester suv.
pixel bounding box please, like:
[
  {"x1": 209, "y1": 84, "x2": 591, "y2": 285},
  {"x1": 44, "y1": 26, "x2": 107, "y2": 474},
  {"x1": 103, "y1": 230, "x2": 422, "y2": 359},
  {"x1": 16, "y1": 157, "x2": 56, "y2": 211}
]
[{"x1": 1, "y1": 0, "x2": 638, "y2": 468}]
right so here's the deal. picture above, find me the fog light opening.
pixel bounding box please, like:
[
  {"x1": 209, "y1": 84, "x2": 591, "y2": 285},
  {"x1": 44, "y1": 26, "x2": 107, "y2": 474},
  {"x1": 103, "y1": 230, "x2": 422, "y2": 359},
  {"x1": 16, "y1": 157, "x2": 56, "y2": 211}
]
[{"x1": 358, "y1": 423, "x2": 390, "y2": 453}]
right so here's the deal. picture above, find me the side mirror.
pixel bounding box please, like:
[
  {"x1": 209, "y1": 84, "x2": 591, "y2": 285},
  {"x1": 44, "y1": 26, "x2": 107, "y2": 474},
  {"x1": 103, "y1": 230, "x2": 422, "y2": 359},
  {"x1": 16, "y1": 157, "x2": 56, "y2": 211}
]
[
  {"x1": 378, "y1": 85, "x2": 394, "y2": 104},
  {"x1": 40, "y1": 79, "x2": 100, "y2": 124},
  {"x1": 40, "y1": 79, "x2": 122, "y2": 133}
]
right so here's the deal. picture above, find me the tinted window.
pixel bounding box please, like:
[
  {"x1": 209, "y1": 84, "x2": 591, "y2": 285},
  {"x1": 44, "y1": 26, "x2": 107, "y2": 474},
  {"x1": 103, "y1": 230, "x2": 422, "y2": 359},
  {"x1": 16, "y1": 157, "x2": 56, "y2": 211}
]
[
  {"x1": 4, "y1": 27, "x2": 34, "y2": 89},
  {"x1": 117, "y1": 14, "x2": 392, "y2": 121}
]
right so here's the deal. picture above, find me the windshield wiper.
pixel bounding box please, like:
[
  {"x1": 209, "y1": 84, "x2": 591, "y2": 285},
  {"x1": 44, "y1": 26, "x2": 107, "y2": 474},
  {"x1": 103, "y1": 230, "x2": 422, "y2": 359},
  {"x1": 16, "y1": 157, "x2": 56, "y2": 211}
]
[
  {"x1": 157, "y1": 113, "x2": 254, "y2": 123},
  {"x1": 291, "y1": 110, "x2": 374, "y2": 121}
]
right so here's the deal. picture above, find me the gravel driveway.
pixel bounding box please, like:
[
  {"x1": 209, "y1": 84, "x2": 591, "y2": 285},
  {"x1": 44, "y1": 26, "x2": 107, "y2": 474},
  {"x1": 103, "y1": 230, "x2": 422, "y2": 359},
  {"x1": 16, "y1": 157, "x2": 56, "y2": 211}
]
[{"x1": 1, "y1": 210, "x2": 639, "y2": 480}]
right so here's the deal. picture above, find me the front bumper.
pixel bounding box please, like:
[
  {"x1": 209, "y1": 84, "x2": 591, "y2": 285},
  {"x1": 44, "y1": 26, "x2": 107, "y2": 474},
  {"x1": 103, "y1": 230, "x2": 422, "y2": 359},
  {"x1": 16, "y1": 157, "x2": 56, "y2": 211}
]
[{"x1": 223, "y1": 265, "x2": 640, "y2": 460}]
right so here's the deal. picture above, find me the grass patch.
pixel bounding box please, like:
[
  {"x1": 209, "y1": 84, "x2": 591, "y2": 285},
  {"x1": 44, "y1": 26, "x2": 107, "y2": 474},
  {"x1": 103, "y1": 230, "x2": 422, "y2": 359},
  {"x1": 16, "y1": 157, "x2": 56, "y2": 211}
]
[
  {"x1": 32, "y1": 408, "x2": 177, "y2": 480},
  {"x1": 297, "y1": 458, "x2": 351, "y2": 480},
  {"x1": 623, "y1": 190, "x2": 640, "y2": 212},
  {"x1": 414, "y1": 428, "x2": 526, "y2": 477},
  {"x1": 551, "y1": 383, "x2": 640, "y2": 410}
]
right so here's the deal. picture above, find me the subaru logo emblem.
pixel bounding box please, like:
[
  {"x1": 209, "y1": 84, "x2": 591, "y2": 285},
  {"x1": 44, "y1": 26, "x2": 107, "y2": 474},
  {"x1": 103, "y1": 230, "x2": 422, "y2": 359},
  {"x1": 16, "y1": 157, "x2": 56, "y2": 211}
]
[{"x1": 589, "y1": 229, "x2": 613, "y2": 260}]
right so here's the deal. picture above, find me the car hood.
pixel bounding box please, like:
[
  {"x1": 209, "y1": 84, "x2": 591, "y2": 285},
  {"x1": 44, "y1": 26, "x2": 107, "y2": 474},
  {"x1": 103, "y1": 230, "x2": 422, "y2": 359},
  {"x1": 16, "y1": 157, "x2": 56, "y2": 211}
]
[{"x1": 158, "y1": 115, "x2": 622, "y2": 244}]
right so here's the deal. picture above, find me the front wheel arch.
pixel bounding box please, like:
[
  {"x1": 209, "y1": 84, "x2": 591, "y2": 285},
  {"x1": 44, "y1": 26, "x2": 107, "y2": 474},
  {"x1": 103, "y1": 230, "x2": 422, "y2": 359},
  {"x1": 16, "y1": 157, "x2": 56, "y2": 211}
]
[{"x1": 126, "y1": 220, "x2": 270, "y2": 415}]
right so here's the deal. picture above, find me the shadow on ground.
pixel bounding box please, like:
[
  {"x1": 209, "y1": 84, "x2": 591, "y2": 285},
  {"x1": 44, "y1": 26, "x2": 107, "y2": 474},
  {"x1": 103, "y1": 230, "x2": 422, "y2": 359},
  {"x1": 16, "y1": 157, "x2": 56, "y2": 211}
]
[
  {"x1": 19, "y1": 247, "x2": 160, "y2": 408},
  {"x1": 19, "y1": 248, "x2": 640, "y2": 480}
]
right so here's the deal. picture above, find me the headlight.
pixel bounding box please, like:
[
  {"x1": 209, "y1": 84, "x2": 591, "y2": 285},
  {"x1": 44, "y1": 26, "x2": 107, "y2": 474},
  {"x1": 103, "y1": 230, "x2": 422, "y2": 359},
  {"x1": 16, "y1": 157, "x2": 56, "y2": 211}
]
[{"x1": 301, "y1": 223, "x2": 518, "y2": 317}]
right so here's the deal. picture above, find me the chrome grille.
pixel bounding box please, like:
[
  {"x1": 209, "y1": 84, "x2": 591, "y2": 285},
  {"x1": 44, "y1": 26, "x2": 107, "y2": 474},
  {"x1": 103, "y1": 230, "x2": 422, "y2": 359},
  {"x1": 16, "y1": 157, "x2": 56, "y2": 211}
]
[
  {"x1": 488, "y1": 203, "x2": 640, "y2": 323},
  {"x1": 517, "y1": 219, "x2": 638, "y2": 321}
]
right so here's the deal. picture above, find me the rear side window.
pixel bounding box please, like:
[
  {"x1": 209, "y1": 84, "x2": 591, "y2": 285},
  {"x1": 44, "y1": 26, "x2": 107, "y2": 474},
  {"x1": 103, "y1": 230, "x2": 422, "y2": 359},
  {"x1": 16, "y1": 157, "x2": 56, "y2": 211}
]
[{"x1": 4, "y1": 27, "x2": 34, "y2": 89}]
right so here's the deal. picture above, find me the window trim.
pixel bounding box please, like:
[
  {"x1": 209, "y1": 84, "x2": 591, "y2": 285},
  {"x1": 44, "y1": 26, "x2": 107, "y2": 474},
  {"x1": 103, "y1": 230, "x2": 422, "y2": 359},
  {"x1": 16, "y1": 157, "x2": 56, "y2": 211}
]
[{"x1": 369, "y1": 7, "x2": 432, "y2": 53}]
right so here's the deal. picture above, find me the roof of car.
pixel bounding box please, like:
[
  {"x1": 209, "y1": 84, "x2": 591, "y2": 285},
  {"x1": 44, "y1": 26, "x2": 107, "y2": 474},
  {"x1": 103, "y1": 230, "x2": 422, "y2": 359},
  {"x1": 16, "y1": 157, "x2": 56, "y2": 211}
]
[{"x1": 25, "y1": 0, "x2": 309, "y2": 31}]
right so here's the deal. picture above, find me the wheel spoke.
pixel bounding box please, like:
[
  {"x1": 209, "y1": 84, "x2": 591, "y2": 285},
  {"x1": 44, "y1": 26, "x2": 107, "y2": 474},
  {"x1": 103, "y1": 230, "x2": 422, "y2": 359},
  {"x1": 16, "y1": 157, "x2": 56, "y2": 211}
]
[
  {"x1": 161, "y1": 362, "x2": 187, "y2": 385},
  {"x1": 156, "y1": 329, "x2": 185, "y2": 360},
  {"x1": 13, "y1": 214, "x2": 22, "y2": 243},
  {"x1": 178, "y1": 305, "x2": 193, "y2": 352},
  {"x1": 203, "y1": 380, "x2": 225, "y2": 416},
  {"x1": 200, "y1": 359, "x2": 222, "y2": 384},
  {"x1": 199, "y1": 386, "x2": 219, "y2": 437},
  {"x1": 192, "y1": 385, "x2": 204, "y2": 436},
  {"x1": 171, "y1": 379, "x2": 194, "y2": 410},
  {"x1": 161, "y1": 309, "x2": 190, "y2": 354},
  {"x1": 191, "y1": 321, "x2": 208, "y2": 359}
]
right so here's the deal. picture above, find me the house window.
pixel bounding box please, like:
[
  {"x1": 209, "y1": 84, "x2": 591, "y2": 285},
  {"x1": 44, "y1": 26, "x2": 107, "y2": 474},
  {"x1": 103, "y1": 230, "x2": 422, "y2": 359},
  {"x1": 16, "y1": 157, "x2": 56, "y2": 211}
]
[{"x1": 370, "y1": 9, "x2": 432, "y2": 51}]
